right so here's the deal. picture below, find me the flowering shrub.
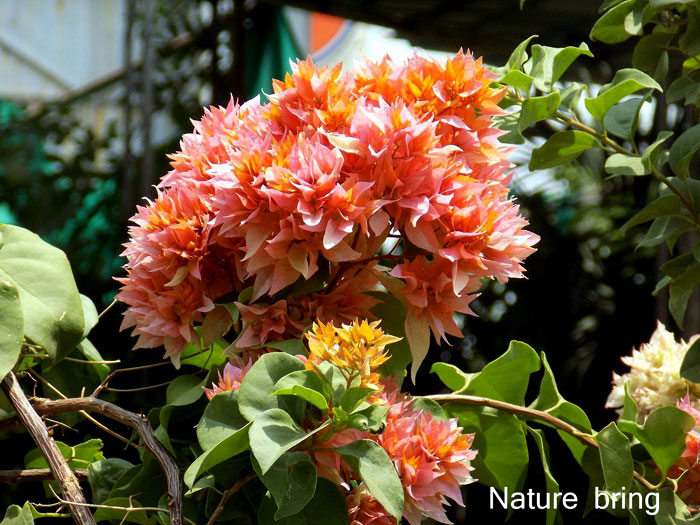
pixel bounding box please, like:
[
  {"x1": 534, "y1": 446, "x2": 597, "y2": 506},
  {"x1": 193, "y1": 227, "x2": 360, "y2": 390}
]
[{"x1": 8, "y1": 1, "x2": 700, "y2": 523}]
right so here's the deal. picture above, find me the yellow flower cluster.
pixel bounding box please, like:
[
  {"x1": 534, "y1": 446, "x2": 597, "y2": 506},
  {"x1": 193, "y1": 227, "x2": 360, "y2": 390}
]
[{"x1": 306, "y1": 319, "x2": 400, "y2": 388}]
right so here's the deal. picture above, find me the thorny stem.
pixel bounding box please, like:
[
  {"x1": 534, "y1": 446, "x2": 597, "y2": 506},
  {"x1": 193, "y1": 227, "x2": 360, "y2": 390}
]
[
  {"x1": 426, "y1": 394, "x2": 658, "y2": 491},
  {"x1": 0, "y1": 468, "x2": 87, "y2": 484},
  {"x1": 206, "y1": 472, "x2": 257, "y2": 525}
]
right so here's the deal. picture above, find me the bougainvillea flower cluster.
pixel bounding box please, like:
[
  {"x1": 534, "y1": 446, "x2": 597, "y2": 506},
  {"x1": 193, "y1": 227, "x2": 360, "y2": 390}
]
[
  {"x1": 606, "y1": 321, "x2": 700, "y2": 420},
  {"x1": 668, "y1": 394, "x2": 700, "y2": 506},
  {"x1": 204, "y1": 318, "x2": 478, "y2": 525},
  {"x1": 305, "y1": 319, "x2": 399, "y2": 389},
  {"x1": 117, "y1": 51, "x2": 538, "y2": 374}
]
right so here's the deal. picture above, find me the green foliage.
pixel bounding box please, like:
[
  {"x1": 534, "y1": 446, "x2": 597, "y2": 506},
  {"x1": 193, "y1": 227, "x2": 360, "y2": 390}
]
[
  {"x1": 530, "y1": 131, "x2": 600, "y2": 170},
  {"x1": 336, "y1": 440, "x2": 404, "y2": 520},
  {"x1": 0, "y1": 275, "x2": 22, "y2": 382},
  {"x1": 258, "y1": 478, "x2": 349, "y2": 525},
  {"x1": 619, "y1": 406, "x2": 695, "y2": 475},
  {"x1": 527, "y1": 427, "x2": 562, "y2": 525},
  {"x1": 196, "y1": 391, "x2": 248, "y2": 451},
  {"x1": 253, "y1": 452, "x2": 317, "y2": 519},
  {"x1": 88, "y1": 458, "x2": 135, "y2": 505},
  {"x1": 0, "y1": 225, "x2": 86, "y2": 363},
  {"x1": 596, "y1": 423, "x2": 634, "y2": 492},
  {"x1": 249, "y1": 408, "x2": 325, "y2": 474},
  {"x1": 446, "y1": 404, "x2": 529, "y2": 494},
  {"x1": 680, "y1": 337, "x2": 700, "y2": 381},
  {"x1": 184, "y1": 423, "x2": 251, "y2": 487},
  {"x1": 433, "y1": 340, "x2": 540, "y2": 404},
  {"x1": 273, "y1": 370, "x2": 330, "y2": 411},
  {"x1": 238, "y1": 352, "x2": 305, "y2": 422}
]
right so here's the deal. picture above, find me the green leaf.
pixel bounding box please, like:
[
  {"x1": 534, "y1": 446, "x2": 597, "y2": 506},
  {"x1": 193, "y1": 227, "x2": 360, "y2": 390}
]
[
  {"x1": 559, "y1": 82, "x2": 586, "y2": 110},
  {"x1": 640, "y1": 130, "x2": 673, "y2": 171},
  {"x1": 681, "y1": 338, "x2": 700, "y2": 382},
  {"x1": 258, "y1": 477, "x2": 349, "y2": 525},
  {"x1": 596, "y1": 423, "x2": 634, "y2": 492},
  {"x1": 529, "y1": 131, "x2": 600, "y2": 170},
  {"x1": 527, "y1": 427, "x2": 561, "y2": 525},
  {"x1": 197, "y1": 390, "x2": 247, "y2": 451},
  {"x1": 500, "y1": 35, "x2": 539, "y2": 72},
  {"x1": 604, "y1": 97, "x2": 645, "y2": 140},
  {"x1": 338, "y1": 386, "x2": 375, "y2": 412},
  {"x1": 369, "y1": 292, "x2": 411, "y2": 377},
  {"x1": 518, "y1": 92, "x2": 562, "y2": 130},
  {"x1": 681, "y1": 6, "x2": 700, "y2": 56},
  {"x1": 499, "y1": 70, "x2": 535, "y2": 92},
  {"x1": 165, "y1": 374, "x2": 205, "y2": 406},
  {"x1": 632, "y1": 33, "x2": 672, "y2": 81},
  {"x1": 273, "y1": 370, "x2": 329, "y2": 411},
  {"x1": 88, "y1": 458, "x2": 134, "y2": 505},
  {"x1": 430, "y1": 362, "x2": 472, "y2": 391},
  {"x1": 0, "y1": 225, "x2": 84, "y2": 362},
  {"x1": 253, "y1": 452, "x2": 318, "y2": 519},
  {"x1": 347, "y1": 404, "x2": 390, "y2": 433},
  {"x1": 662, "y1": 253, "x2": 695, "y2": 279},
  {"x1": 238, "y1": 352, "x2": 305, "y2": 422},
  {"x1": 590, "y1": 0, "x2": 638, "y2": 44},
  {"x1": 459, "y1": 340, "x2": 540, "y2": 404},
  {"x1": 618, "y1": 406, "x2": 695, "y2": 474},
  {"x1": 25, "y1": 439, "x2": 103, "y2": 470},
  {"x1": 604, "y1": 154, "x2": 648, "y2": 176},
  {"x1": 93, "y1": 497, "x2": 150, "y2": 524},
  {"x1": 337, "y1": 439, "x2": 404, "y2": 520},
  {"x1": 0, "y1": 273, "x2": 23, "y2": 381},
  {"x1": 76, "y1": 339, "x2": 110, "y2": 381},
  {"x1": 531, "y1": 353, "x2": 592, "y2": 464},
  {"x1": 0, "y1": 504, "x2": 34, "y2": 525},
  {"x1": 445, "y1": 404, "x2": 528, "y2": 493},
  {"x1": 639, "y1": 216, "x2": 693, "y2": 248},
  {"x1": 179, "y1": 336, "x2": 228, "y2": 370},
  {"x1": 524, "y1": 43, "x2": 593, "y2": 92},
  {"x1": 79, "y1": 294, "x2": 98, "y2": 339},
  {"x1": 620, "y1": 194, "x2": 682, "y2": 234},
  {"x1": 670, "y1": 261, "x2": 700, "y2": 328},
  {"x1": 669, "y1": 123, "x2": 700, "y2": 179},
  {"x1": 411, "y1": 397, "x2": 448, "y2": 420},
  {"x1": 249, "y1": 408, "x2": 324, "y2": 474},
  {"x1": 265, "y1": 338, "x2": 308, "y2": 356},
  {"x1": 667, "y1": 77, "x2": 700, "y2": 105},
  {"x1": 585, "y1": 69, "x2": 662, "y2": 121},
  {"x1": 620, "y1": 384, "x2": 639, "y2": 423},
  {"x1": 183, "y1": 423, "x2": 251, "y2": 487}
]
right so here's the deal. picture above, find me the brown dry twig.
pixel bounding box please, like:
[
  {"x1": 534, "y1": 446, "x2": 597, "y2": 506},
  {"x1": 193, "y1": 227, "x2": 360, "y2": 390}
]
[{"x1": 31, "y1": 395, "x2": 183, "y2": 525}]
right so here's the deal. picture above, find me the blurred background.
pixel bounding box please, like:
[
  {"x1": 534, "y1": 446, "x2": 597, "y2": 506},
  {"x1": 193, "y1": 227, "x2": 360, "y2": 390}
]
[{"x1": 0, "y1": 0, "x2": 685, "y2": 522}]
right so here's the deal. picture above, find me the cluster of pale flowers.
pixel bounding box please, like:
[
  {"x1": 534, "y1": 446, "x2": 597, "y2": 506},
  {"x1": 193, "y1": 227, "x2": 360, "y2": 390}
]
[{"x1": 607, "y1": 321, "x2": 700, "y2": 505}]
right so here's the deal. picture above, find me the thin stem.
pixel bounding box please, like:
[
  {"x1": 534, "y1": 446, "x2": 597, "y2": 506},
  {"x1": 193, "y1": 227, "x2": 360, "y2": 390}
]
[
  {"x1": 28, "y1": 370, "x2": 137, "y2": 449},
  {"x1": 0, "y1": 468, "x2": 88, "y2": 484},
  {"x1": 104, "y1": 380, "x2": 171, "y2": 393},
  {"x1": 206, "y1": 472, "x2": 257, "y2": 525},
  {"x1": 92, "y1": 360, "x2": 171, "y2": 397},
  {"x1": 47, "y1": 487, "x2": 196, "y2": 525},
  {"x1": 1, "y1": 372, "x2": 96, "y2": 525},
  {"x1": 426, "y1": 394, "x2": 656, "y2": 491},
  {"x1": 32, "y1": 395, "x2": 183, "y2": 525},
  {"x1": 98, "y1": 298, "x2": 118, "y2": 319},
  {"x1": 554, "y1": 108, "x2": 700, "y2": 227}
]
